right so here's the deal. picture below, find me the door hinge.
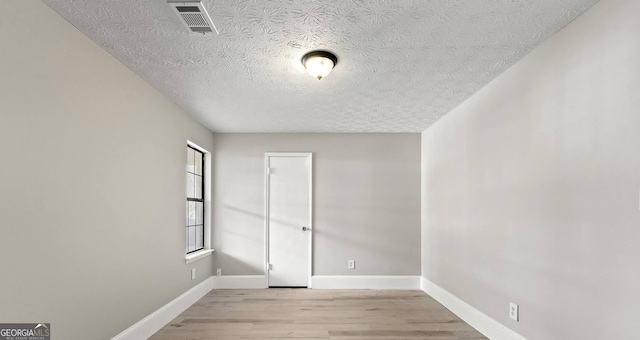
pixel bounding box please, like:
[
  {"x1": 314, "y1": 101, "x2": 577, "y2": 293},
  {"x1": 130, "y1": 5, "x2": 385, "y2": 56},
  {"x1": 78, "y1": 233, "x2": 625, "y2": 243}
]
[{"x1": 267, "y1": 167, "x2": 273, "y2": 175}]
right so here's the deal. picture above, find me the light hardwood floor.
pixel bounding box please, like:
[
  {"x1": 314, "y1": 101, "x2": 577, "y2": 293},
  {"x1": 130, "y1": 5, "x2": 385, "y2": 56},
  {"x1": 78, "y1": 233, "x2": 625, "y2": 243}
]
[{"x1": 150, "y1": 289, "x2": 487, "y2": 339}]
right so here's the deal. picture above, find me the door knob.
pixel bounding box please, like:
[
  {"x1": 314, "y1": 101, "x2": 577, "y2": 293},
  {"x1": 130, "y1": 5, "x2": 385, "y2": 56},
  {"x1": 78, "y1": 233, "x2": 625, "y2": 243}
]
[{"x1": 302, "y1": 226, "x2": 310, "y2": 232}]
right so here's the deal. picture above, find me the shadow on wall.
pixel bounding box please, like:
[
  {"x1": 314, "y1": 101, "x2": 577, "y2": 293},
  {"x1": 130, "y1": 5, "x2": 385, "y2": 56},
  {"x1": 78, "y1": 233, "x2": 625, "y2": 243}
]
[
  {"x1": 213, "y1": 252, "x2": 262, "y2": 274},
  {"x1": 213, "y1": 204, "x2": 266, "y2": 275},
  {"x1": 225, "y1": 204, "x2": 302, "y2": 229},
  {"x1": 220, "y1": 203, "x2": 416, "y2": 274}
]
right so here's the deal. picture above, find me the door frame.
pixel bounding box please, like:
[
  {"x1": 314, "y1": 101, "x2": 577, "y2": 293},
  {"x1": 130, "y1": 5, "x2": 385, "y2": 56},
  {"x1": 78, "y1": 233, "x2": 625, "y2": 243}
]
[{"x1": 264, "y1": 152, "x2": 313, "y2": 288}]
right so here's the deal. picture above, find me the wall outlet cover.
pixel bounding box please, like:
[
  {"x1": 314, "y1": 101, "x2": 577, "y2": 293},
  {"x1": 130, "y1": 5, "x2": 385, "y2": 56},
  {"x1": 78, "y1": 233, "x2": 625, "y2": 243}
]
[
  {"x1": 191, "y1": 268, "x2": 196, "y2": 280},
  {"x1": 348, "y1": 260, "x2": 355, "y2": 269},
  {"x1": 216, "y1": 268, "x2": 222, "y2": 276},
  {"x1": 509, "y1": 302, "x2": 519, "y2": 321}
]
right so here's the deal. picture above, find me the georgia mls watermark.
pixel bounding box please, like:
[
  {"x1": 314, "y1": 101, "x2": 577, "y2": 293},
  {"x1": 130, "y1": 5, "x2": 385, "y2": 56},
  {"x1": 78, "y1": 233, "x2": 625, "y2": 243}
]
[{"x1": 0, "y1": 324, "x2": 50, "y2": 340}]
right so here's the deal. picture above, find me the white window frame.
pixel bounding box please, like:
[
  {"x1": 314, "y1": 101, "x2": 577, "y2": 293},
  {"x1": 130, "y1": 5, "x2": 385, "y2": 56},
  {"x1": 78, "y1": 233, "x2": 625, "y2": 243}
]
[{"x1": 185, "y1": 140, "x2": 213, "y2": 264}]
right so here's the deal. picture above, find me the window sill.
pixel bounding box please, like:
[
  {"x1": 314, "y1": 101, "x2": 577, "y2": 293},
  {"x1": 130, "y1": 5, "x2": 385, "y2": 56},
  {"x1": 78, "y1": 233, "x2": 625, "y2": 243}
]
[{"x1": 185, "y1": 249, "x2": 214, "y2": 264}]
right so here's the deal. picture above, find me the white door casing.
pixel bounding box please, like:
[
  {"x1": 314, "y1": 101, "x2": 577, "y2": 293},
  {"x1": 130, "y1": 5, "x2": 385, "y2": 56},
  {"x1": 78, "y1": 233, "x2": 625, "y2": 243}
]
[{"x1": 265, "y1": 153, "x2": 312, "y2": 288}]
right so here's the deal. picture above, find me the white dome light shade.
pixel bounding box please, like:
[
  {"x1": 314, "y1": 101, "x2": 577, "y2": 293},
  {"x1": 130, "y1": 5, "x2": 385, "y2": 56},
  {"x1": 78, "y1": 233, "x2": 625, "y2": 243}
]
[
  {"x1": 301, "y1": 51, "x2": 337, "y2": 80},
  {"x1": 304, "y1": 57, "x2": 334, "y2": 80}
]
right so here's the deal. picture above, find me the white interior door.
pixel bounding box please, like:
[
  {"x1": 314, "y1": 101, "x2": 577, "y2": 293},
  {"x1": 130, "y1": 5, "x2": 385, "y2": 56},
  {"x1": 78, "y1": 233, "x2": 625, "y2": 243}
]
[{"x1": 266, "y1": 153, "x2": 312, "y2": 287}]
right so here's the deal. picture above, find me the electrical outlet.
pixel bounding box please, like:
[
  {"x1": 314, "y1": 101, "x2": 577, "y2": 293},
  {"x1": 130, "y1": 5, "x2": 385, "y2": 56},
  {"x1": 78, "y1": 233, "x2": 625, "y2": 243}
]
[
  {"x1": 509, "y1": 302, "x2": 519, "y2": 321},
  {"x1": 348, "y1": 260, "x2": 355, "y2": 269},
  {"x1": 216, "y1": 268, "x2": 222, "y2": 276},
  {"x1": 191, "y1": 268, "x2": 196, "y2": 280}
]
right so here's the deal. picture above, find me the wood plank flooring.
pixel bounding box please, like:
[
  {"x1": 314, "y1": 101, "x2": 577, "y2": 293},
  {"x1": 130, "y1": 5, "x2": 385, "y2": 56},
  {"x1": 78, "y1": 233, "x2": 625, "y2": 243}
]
[{"x1": 150, "y1": 289, "x2": 487, "y2": 339}]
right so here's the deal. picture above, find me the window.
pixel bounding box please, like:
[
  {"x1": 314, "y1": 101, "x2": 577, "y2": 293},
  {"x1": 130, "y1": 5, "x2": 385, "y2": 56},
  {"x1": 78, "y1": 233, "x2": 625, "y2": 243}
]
[{"x1": 186, "y1": 145, "x2": 204, "y2": 254}]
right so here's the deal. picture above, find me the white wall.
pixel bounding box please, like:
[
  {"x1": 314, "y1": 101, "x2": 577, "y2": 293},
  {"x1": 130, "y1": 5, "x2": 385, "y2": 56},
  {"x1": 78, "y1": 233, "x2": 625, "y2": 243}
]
[
  {"x1": 0, "y1": 1, "x2": 214, "y2": 339},
  {"x1": 213, "y1": 133, "x2": 421, "y2": 277},
  {"x1": 421, "y1": 0, "x2": 640, "y2": 338}
]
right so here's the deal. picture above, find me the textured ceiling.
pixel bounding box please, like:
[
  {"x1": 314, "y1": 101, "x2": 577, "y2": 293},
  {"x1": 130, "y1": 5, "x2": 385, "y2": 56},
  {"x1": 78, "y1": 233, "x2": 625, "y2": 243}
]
[{"x1": 43, "y1": 0, "x2": 599, "y2": 133}]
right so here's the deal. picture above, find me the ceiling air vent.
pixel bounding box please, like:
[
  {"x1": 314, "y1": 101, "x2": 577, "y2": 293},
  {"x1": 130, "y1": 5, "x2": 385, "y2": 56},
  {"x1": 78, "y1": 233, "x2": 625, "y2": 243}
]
[{"x1": 168, "y1": 1, "x2": 219, "y2": 35}]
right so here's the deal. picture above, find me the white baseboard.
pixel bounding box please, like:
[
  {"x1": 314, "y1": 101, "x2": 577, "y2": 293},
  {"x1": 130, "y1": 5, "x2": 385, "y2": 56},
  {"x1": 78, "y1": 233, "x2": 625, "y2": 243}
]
[
  {"x1": 311, "y1": 275, "x2": 420, "y2": 289},
  {"x1": 420, "y1": 277, "x2": 527, "y2": 340},
  {"x1": 112, "y1": 276, "x2": 214, "y2": 340},
  {"x1": 212, "y1": 275, "x2": 268, "y2": 289}
]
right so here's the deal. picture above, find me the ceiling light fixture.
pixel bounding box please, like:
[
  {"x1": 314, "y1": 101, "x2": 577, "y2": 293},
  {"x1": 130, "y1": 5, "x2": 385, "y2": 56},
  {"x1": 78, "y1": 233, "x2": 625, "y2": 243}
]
[{"x1": 301, "y1": 50, "x2": 337, "y2": 80}]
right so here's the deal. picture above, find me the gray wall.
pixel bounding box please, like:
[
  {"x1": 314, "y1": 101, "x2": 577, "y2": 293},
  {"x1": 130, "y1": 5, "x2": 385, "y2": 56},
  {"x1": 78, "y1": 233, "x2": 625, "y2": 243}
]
[
  {"x1": 0, "y1": 1, "x2": 214, "y2": 339},
  {"x1": 213, "y1": 134, "x2": 421, "y2": 276},
  {"x1": 421, "y1": 0, "x2": 640, "y2": 338}
]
